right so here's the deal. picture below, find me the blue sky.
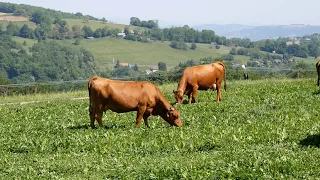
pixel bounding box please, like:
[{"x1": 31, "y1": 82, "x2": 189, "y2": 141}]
[{"x1": 2, "y1": 0, "x2": 320, "y2": 27}]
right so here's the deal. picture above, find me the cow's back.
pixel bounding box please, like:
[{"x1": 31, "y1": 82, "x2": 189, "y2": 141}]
[
  {"x1": 183, "y1": 64, "x2": 219, "y2": 88},
  {"x1": 89, "y1": 78, "x2": 160, "y2": 112}
]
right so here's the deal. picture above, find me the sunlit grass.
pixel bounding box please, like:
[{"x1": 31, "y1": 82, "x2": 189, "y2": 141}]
[{"x1": 1, "y1": 78, "x2": 320, "y2": 178}]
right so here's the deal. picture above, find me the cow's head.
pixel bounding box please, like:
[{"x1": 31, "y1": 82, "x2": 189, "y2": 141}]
[
  {"x1": 173, "y1": 89, "x2": 184, "y2": 104},
  {"x1": 164, "y1": 106, "x2": 182, "y2": 127}
]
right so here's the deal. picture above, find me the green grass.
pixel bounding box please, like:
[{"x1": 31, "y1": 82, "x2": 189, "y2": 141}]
[
  {"x1": 294, "y1": 56, "x2": 318, "y2": 65},
  {"x1": 0, "y1": 20, "x2": 36, "y2": 30},
  {"x1": 12, "y1": 36, "x2": 38, "y2": 49},
  {"x1": 64, "y1": 19, "x2": 143, "y2": 31},
  {"x1": 1, "y1": 79, "x2": 320, "y2": 179},
  {"x1": 60, "y1": 38, "x2": 234, "y2": 70},
  {"x1": 11, "y1": 36, "x2": 236, "y2": 71}
]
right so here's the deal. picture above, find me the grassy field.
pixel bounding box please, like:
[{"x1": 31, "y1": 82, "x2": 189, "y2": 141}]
[
  {"x1": 60, "y1": 38, "x2": 240, "y2": 70},
  {"x1": 0, "y1": 18, "x2": 137, "y2": 31},
  {"x1": 64, "y1": 19, "x2": 143, "y2": 31},
  {"x1": 1, "y1": 79, "x2": 320, "y2": 179},
  {"x1": 11, "y1": 36, "x2": 246, "y2": 71}
]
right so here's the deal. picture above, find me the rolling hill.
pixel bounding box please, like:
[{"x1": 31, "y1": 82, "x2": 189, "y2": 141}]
[{"x1": 193, "y1": 24, "x2": 320, "y2": 41}]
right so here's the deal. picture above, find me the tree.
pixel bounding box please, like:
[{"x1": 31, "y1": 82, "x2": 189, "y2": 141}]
[
  {"x1": 34, "y1": 26, "x2": 47, "y2": 41},
  {"x1": 114, "y1": 60, "x2": 120, "y2": 68},
  {"x1": 201, "y1": 30, "x2": 215, "y2": 44},
  {"x1": 13, "y1": 8, "x2": 27, "y2": 16},
  {"x1": 124, "y1": 26, "x2": 130, "y2": 35},
  {"x1": 74, "y1": 39, "x2": 80, "y2": 45},
  {"x1": 101, "y1": 17, "x2": 107, "y2": 24},
  {"x1": 125, "y1": 34, "x2": 137, "y2": 41},
  {"x1": 31, "y1": 10, "x2": 52, "y2": 25},
  {"x1": 72, "y1": 25, "x2": 82, "y2": 38},
  {"x1": 93, "y1": 28, "x2": 102, "y2": 38},
  {"x1": 190, "y1": 42, "x2": 197, "y2": 50},
  {"x1": 230, "y1": 47, "x2": 237, "y2": 55},
  {"x1": 82, "y1": 25, "x2": 93, "y2": 38},
  {"x1": 101, "y1": 27, "x2": 108, "y2": 37},
  {"x1": 170, "y1": 40, "x2": 188, "y2": 50},
  {"x1": 158, "y1": 62, "x2": 167, "y2": 71},
  {"x1": 6, "y1": 22, "x2": 19, "y2": 36},
  {"x1": 133, "y1": 64, "x2": 138, "y2": 71},
  {"x1": 130, "y1": 17, "x2": 141, "y2": 26}
]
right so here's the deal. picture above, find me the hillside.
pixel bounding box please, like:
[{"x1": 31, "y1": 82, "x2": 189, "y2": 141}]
[
  {"x1": 0, "y1": 14, "x2": 141, "y2": 32},
  {"x1": 194, "y1": 24, "x2": 320, "y2": 41},
  {"x1": 60, "y1": 38, "x2": 243, "y2": 70}
]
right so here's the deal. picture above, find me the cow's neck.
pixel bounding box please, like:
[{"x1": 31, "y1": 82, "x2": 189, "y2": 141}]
[
  {"x1": 157, "y1": 95, "x2": 171, "y2": 110},
  {"x1": 177, "y1": 76, "x2": 187, "y2": 93}
]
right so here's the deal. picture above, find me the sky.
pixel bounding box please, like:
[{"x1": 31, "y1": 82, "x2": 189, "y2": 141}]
[{"x1": 2, "y1": 0, "x2": 320, "y2": 27}]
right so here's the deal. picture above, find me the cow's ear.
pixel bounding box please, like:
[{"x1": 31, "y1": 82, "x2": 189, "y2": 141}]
[{"x1": 173, "y1": 90, "x2": 177, "y2": 94}]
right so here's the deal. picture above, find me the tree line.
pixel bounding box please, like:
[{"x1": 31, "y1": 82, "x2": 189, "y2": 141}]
[
  {"x1": 0, "y1": 2, "x2": 97, "y2": 20},
  {"x1": 0, "y1": 34, "x2": 96, "y2": 84}
]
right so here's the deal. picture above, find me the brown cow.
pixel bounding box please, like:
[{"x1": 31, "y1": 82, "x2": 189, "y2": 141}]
[
  {"x1": 173, "y1": 61, "x2": 226, "y2": 104},
  {"x1": 88, "y1": 76, "x2": 182, "y2": 129},
  {"x1": 317, "y1": 59, "x2": 320, "y2": 86}
]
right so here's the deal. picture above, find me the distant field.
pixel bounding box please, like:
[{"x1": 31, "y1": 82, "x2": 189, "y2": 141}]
[
  {"x1": 0, "y1": 20, "x2": 37, "y2": 30},
  {"x1": 10, "y1": 36, "x2": 243, "y2": 71},
  {"x1": 1, "y1": 79, "x2": 320, "y2": 179},
  {"x1": 0, "y1": 18, "x2": 137, "y2": 31},
  {"x1": 0, "y1": 15, "x2": 28, "y2": 22},
  {"x1": 13, "y1": 37, "x2": 38, "y2": 48},
  {"x1": 60, "y1": 38, "x2": 241, "y2": 70},
  {"x1": 294, "y1": 56, "x2": 318, "y2": 64},
  {"x1": 64, "y1": 19, "x2": 143, "y2": 31},
  {"x1": 0, "y1": 12, "x2": 29, "y2": 22}
]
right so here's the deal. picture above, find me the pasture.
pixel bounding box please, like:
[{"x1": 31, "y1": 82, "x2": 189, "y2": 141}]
[
  {"x1": 59, "y1": 38, "x2": 242, "y2": 70},
  {"x1": 1, "y1": 79, "x2": 320, "y2": 179},
  {"x1": 64, "y1": 19, "x2": 142, "y2": 31}
]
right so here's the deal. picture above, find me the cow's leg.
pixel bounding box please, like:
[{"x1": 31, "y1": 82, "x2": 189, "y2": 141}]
[
  {"x1": 96, "y1": 111, "x2": 104, "y2": 128},
  {"x1": 191, "y1": 85, "x2": 199, "y2": 103},
  {"x1": 89, "y1": 107, "x2": 96, "y2": 129},
  {"x1": 136, "y1": 105, "x2": 146, "y2": 128},
  {"x1": 318, "y1": 76, "x2": 320, "y2": 86},
  {"x1": 216, "y1": 83, "x2": 222, "y2": 102},
  {"x1": 188, "y1": 93, "x2": 192, "y2": 104},
  {"x1": 143, "y1": 114, "x2": 150, "y2": 128}
]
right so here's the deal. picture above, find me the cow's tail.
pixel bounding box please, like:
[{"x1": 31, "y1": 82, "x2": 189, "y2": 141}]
[
  {"x1": 88, "y1": 76, "x2": 98, "y2": 115},
  {"x1": 217, "y1": 61, "x2": 227, "y2": 91}
]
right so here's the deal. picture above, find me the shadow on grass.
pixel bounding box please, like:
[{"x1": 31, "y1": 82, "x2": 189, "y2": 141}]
[
  {"x1": 67, "y1": 124, "x2": 126, "y2": 130},
  {"x1": 312, "y1": 89, "x2": 320, "y2": 95},
  {"x1": 299, "y1": 134, "x2": 320, "y2": 148},
  {"x1": 170, "y1": 101, "x2": 189, "y2": 106},
  {"x1": 197, "y1": 142, "x2": 219, "y2": 152}
]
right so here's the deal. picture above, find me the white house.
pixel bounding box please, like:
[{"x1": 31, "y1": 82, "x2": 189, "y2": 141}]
[{"x1": 117, "y1": 33, "x2": 126, "y2": 38}]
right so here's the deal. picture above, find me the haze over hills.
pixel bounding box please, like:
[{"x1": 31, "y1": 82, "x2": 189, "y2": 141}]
[{"x1": 193, "y1": 24, "x2": 320, "y2": 41}]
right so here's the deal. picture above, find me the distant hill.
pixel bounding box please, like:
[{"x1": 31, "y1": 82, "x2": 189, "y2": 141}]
[{"x1": 193, "y1": 24, "x2": 320, "y2": 41}]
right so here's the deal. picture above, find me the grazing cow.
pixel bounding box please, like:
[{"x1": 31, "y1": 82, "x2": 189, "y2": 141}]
[
  {"x1": 88, "y1": 76, "x2": 182, "y2": 129},
  {"x1": 317, "y1": 59, "x2": 320, "y2": 86},
  {"x1": 244, "y1": 73, "x2": 249, "y2": 80},
  {"x1": 173, "y1": 61, "x2": 227, "y2": 104}
]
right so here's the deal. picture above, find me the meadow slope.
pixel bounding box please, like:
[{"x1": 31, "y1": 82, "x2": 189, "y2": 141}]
[
  {"x1": 59, "y1": 38, "x2": 247, "y2": 70},
  {"x1": 1, "y1": 79, "x2": 320, "y2": 179}
]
